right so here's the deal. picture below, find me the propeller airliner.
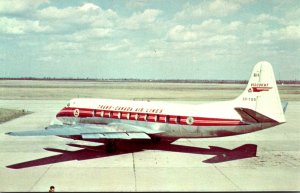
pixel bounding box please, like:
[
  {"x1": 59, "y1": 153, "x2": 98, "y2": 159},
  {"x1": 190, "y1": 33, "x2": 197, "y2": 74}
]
[{"x1": 6, "y1": 61, "x2": 287, "y2": 153}]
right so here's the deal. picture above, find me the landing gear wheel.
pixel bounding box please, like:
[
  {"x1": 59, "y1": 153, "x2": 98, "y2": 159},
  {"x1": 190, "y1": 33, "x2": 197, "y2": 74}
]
[{"x1": 105, "y1": 140, "x2": 117, "y2": 153}]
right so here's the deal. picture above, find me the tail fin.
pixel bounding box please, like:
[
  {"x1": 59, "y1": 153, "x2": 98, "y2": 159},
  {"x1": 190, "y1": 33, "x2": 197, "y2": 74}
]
[{"x1": 234, "y1": 61, "x2": 286, "y2": 123}]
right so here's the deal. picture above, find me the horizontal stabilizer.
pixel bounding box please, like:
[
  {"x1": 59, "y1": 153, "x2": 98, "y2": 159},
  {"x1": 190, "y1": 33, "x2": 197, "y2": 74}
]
[
  {"x1": 234, "y1": 107, "x2": 277, "y2": 123},
  {"x1": 281, "y1": 101, "x2": 288, "y2": 113}
]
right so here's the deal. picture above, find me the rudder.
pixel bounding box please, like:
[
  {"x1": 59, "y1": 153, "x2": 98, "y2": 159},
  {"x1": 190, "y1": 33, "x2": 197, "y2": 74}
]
[{"x1": 234, "y1": 61, "x2": 286, "y2": 123}]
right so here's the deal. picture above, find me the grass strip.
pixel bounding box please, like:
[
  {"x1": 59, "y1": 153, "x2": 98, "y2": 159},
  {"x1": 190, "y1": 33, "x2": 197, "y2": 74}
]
[{"x1": 0, "y1": 108, "x2": 32, "y2": 124}]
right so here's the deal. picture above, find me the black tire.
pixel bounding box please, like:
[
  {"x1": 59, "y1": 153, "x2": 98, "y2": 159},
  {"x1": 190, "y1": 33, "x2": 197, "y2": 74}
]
[{"x1": 105, "y1": 140, "x2": 117, "y2": 153}]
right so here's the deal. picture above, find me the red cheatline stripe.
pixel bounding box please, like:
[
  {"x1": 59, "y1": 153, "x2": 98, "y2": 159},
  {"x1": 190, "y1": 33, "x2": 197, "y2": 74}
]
[{"x1": 56, "y1": 107, "x2": 246, "y2": 126}]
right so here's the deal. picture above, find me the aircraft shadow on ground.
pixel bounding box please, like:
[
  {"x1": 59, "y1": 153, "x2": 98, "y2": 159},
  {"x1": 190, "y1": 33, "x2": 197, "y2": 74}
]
[{"x1": 6, "y1": 140, "x2": 257, "y2": 169}]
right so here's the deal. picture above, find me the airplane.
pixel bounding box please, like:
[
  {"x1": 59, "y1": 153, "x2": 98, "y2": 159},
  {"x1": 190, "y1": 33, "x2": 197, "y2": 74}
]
[{"x1": 6, "y1": 61, "x2": 288, "y2": 154}]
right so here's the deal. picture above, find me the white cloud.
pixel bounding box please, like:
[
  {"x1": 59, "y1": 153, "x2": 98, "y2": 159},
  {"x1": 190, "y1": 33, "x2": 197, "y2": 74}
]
[
  {"x1": 175, "y1": 0, "x2": 252, "y2": 20},
  {"x1": 171, "y1": 35, "x2": 237, "y2": 50},
  {"x1": 252, "y1": 13, "x2": 283, "y2": 24},
  {"x1": 76, "y1": 39, "x2": 132, "y2": 53},
  {"x1": 37, "y1": 56, "x2": 53, "y2": 62},
  {"x1": 124, "y1": 9, "x2": 162, "y2": 30},
  {"x1": 126, "y1": 0, "x2": 149, "y2": 9},
  {"x1": 0, "y1": 0, "x2": 298, "y2": 80},
  {"x1": 99, "y1": 39, "x2": 131, "y2": 52},
  {"x1": 37, "y1": 3, "x2": 118, "y2": 29},
  {"x1": 208, "y1": 0, "x2": 240, "y2": 16},
  {"x1": 285, "y1": 8, "x2": 300, "y2": 25},
  {"x1": 193, "y1": 19, "x2": 222, "y2": 31},
  {"x1": 208, "y1": 35, "x2": 237, "y2": 44},
  {"x1": 137, "y1": 50, "x2": 164, "y2": 58},
  {"x1": 227, "y1": 21, "x2": 243, "y2": 31},
  {"x1": 247, "y1": 39, "x2": 271, "y2": 45},
  {"x1": 191, "y1": 19, "x2": 242, "y2": 32},
  {"x1": 0, "y1": 17, "x2": 50, "y2": 34},
  {"x1": 167, "y1": 25, "x2": 198, "y2": 41},
  {"x1": 44, "y1": 41, "x2": 82, "y2": 53},
  {"x1": 262, "y1": 25, "x2": 300, "y2": 40},
  {"x1": 42, "y1": 38, "x2": 131, "y2": 60},
  {"x1": 274, "y1": 0, "x2": 300, "y2": 25},
  {"x1": 167, "y1": 19, "x2": 241, "y2": 42},
  {"x1": 38, "y1": 3, "x2": 99, "y2": 19},
  {"x1": 282, "y1": 25, "x2": 300, "y2": 39},
  {"x1": 68, "y1": 28, "x2": 114, "y2": 42},
  {"x1": 79, "y1": 3, "x2": 99, "y2": 12},
  {"x1": 0, "y1": 0, "x2": 48, "y2": 14},
  {"x1": 38, "y1": 6, "x2": 68, "y2": 19}
]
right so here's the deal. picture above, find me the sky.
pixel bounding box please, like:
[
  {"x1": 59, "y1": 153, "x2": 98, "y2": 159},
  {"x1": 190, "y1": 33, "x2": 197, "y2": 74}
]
[{"x1": 0, "y1": 0, "x2": 299, "y2": 80}]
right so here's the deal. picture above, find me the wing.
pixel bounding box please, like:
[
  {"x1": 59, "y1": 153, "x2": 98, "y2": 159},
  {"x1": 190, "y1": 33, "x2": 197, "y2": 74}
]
[{"x1": 6, "y1": 123, "x2": 163, "y2": 140}]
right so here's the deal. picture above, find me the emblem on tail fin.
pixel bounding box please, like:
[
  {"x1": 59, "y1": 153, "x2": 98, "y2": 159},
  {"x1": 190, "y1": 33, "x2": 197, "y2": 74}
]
[
  {"x1": 235, "y1": 61, "x2": 286, "y2": 123},
  {"x1": 248, "y1": 83, "x2": 272, "y2": 93}
]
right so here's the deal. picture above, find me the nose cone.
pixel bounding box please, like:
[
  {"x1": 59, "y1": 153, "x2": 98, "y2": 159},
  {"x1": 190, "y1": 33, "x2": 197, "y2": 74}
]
[{"x1": 56, "y1": 107, "x2": 67, "y2": 118}]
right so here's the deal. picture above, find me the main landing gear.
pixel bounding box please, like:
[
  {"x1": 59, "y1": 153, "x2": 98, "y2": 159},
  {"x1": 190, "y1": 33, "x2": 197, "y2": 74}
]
[
  {"x1": 105, "y1": 140, "x2": 117, "y2": 153},
  {"x1": 104, "y1": 137, "x2": 162, "y2": 153}
]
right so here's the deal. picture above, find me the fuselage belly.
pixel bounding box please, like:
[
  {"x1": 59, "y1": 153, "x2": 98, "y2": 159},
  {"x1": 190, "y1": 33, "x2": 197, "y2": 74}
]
[{"x1": 57, "y1": 116, "x2": 272, "y2": 138}]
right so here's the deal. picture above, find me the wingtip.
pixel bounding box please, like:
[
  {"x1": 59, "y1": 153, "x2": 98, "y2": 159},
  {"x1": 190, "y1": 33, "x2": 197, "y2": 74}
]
[{"x1": 6, "y1": 132, "x2": 21, "y2": 136}]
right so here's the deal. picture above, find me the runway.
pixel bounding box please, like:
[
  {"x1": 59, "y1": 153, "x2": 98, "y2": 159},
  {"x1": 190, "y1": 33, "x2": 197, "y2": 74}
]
[{"x1": 0, "y1": 98, "x2": 299, "y2": 191}]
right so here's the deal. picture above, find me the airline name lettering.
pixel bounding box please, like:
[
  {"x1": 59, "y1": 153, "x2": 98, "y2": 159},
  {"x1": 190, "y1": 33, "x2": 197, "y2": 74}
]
[
  {"x1": 249, "y1": 83, "x2": 272, "y2": 93},
  {"x1": 251, "y1": 83, "x2": 269, "y2": 87},
  {"x1": 97, "y1": 105, "x2": 163, "y2": 114}
]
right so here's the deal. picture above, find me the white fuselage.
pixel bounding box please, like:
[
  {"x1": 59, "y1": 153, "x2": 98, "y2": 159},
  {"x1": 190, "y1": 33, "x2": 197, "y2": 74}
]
[{"x1": 56, "y1": 98, "x2": 276, "y2": 138}]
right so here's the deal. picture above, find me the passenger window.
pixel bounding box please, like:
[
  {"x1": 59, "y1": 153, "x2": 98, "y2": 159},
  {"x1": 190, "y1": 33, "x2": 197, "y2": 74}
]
[
  {"x1": 154, "y1": 115, "x2": 158, "y2": 122},
  {"x1": 176, "y1": 116, "x2": 180, "y2": 124},
  {"x1": 165, "y1": 115, "x2": 169, "y2": 123},
  {"x1": 127, "y1": 113, "x2": 130, "y2": 120}
]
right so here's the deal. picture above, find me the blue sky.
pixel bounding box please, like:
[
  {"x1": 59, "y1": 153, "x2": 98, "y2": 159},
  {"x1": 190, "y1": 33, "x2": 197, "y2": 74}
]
[{"x1": 0, "y1": 0, "x2": 299, "y2": 80}]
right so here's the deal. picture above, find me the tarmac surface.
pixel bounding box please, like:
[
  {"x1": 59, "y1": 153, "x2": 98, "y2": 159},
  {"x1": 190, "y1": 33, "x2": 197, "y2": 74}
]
[{"x1": 0, "y1": 97, "x2": 300, "y2": 191}]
